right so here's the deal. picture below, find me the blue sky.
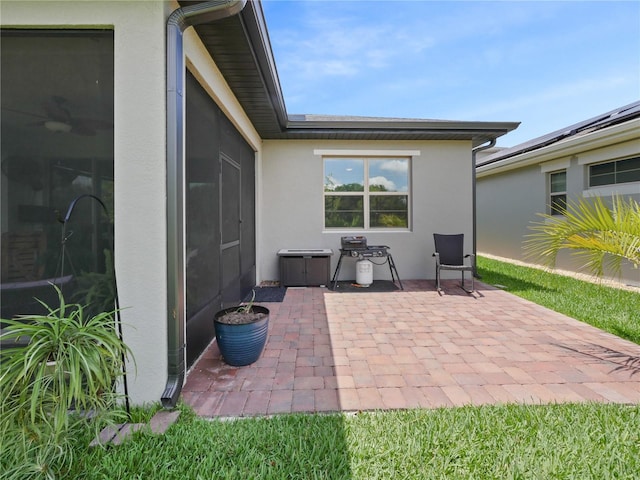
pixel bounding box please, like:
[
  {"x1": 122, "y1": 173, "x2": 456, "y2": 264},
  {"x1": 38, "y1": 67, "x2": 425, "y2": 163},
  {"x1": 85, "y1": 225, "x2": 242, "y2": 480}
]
[{"x1": 262, "y1": 0, "x2": 640, "y2": 147}]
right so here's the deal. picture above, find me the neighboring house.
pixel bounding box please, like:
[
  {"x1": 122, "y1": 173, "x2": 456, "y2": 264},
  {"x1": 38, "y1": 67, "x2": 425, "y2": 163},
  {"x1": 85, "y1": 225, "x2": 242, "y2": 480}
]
[
  {"x1": 476, "y1": 101, "x2": 640, "y2": 287},
  {"x1": 0, "y1": 0, "x2": 518, "y2": 406}
]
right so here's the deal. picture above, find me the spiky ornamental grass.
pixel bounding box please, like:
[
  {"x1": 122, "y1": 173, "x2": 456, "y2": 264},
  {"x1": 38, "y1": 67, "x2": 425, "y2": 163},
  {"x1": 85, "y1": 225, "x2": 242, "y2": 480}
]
[
  {"x1": 525, "y1": 194, "x2": 640, "y2": 277},
  {"x1": 0, "y1": 285, "x2": 132, "y2": 479}
]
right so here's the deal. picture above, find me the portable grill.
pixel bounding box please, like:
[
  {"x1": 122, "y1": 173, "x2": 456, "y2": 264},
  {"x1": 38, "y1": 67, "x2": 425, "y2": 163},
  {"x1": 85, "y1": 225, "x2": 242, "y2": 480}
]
[
  {"x1": 346, "y1": 245, "x2": 389, "y2": 257},
  {"x1": 341, "y1": 236, "x2": 388, "y2": 257},
  {"x1": 341, "y1": 236, "x2": 367, "y2": 250},
  {"x1": 332, "y1": 236, "x2": 403, "y2": 289}
]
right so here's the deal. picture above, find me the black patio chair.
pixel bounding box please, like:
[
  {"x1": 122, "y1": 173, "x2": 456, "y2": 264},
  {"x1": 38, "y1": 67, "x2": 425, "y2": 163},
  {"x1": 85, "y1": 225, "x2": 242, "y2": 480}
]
[{"x1": 432, "y1": 233, "x2": 475, "y2": 293}]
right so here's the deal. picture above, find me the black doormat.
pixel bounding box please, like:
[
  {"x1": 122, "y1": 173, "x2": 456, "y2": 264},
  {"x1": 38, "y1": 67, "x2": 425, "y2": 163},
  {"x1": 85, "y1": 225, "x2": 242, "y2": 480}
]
[
  {"x1": 244, "y1": 287, "x2": 287, "y2": 303},
  {"x1": 329, "y1": 280, "x2": 399, "y2": 293}
]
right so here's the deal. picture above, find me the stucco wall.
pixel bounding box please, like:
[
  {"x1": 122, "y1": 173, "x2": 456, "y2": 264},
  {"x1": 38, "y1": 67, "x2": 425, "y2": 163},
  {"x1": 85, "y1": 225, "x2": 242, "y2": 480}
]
[
  {"x1": 260, "y1": 140, "x2": 474, "y2": 283},
  {"x1": 2, "y1": 1, "x2": 173, "y2": 404},
  {"x1": 477, "y1": 129, "x2": 640, "y2": 287},
  {"x1": 477, "y1": 164, "x2": 544, "y2": 259},
  {"x1": 2, "y1": 0, "x2": 271, "y2": 404}
]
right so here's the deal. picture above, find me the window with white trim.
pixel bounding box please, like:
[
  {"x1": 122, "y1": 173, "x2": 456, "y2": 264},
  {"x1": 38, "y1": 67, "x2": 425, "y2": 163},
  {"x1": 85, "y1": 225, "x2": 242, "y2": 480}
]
[
  {"x1": 323, "y1": 157, "x2": 410, "y2": 229},
  {"x1": 549, "y1": 170, "x2": 567, "y2": 216},
  {"x1": 589, "y1": 156, "x2": 640, "y2": 187}
]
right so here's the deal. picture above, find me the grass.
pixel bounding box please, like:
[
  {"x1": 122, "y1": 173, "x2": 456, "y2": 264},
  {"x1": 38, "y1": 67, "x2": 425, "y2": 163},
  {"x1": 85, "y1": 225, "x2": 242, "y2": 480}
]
[
  {"x1": 477, "y1": 256, "x2": 640, "y2": 345},
  {"x1": 4, "y1": 258, "x2": 640, "y2": 479},
  {"x1": 49, "y1": 403, "x2": 640, "y2": 479}
]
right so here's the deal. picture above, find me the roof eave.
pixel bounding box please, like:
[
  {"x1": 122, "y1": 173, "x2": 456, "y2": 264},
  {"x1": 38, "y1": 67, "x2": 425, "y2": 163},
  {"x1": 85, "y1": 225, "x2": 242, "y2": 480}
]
[
  {"x1": 281, "y1": 119, "x2": 519, "y2": 145},
  {"x1": 477, "y1": 101, "x2": 640, "y2": 168},
  {"x1": 476, "y1": 118, "x2": 640, "y2": 178},
  {"x1": 236, "y1": 0, "x2": 288, "y2": 130},
  {"x1": 286, "y1": 118, "x2": 519, "y2": 131},
  {"x1": 186, "y1": 0, "x2": 519, "y2": 145}
]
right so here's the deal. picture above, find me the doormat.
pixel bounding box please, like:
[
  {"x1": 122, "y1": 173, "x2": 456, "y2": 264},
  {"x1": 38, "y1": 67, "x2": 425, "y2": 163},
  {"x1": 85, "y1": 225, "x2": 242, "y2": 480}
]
[
  {"x1": 244, "y1": 286, "x2": 287, "y2": 303},
  {"x1": 329, "y1": 280, "x2": 399, "y2": 293}
]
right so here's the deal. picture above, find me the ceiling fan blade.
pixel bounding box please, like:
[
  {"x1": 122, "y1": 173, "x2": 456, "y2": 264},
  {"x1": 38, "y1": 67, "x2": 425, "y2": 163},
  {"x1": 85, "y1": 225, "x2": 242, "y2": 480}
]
[
  {"x1": 43, "y1": 96, "x2": 72, "y2": 122},
  {"x1": 4, "y1": 96, "x2": 112, "y2": 136},
  {"x1": 71, "y1": 117, "x2": 114, "y2": 136},
  {"x1": 1, "y1": 106, "x2": 48, "y2": 120},
  {"x1": 70, "y1": 123, "x2": 97, "y2": 136}
]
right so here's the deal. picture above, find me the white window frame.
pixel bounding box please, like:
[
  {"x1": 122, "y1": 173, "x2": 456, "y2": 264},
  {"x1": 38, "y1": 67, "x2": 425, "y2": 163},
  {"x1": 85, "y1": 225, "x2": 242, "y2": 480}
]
[
  {"x1": 587, "y1": 156, "x2": 640, "y2": 188},
  {"x1": 317, "y1": 150, "x2": 416, "y2": 231},
  {"x1": 549, "y1": 170, "x2": 567, "y2": 216},
  {"x1": 578, "y1": 145, "x2": 640, "y2": 197}
]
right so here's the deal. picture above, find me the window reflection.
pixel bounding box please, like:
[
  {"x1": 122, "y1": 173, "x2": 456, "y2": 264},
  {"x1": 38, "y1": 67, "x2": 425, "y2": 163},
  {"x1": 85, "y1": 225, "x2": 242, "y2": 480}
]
[
  {"x1": 323, "y1": 157, "x2": 410, "y2": 229},
  {"x1": 324, "y1": 158, "x2": 364, "y2": 192},
  {"x1": 0, "y1": 30, "x2": 114, "y2": 319},
  {"x1": 369, "y1": 158, "x2": 408, "y2": 192}
]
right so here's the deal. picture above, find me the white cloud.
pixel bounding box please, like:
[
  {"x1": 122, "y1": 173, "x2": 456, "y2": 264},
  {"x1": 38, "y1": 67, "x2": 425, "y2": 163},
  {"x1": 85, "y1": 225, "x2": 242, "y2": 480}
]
[
  {"x1": 264, "y1": 0, "x2": 640, "y2": 140},
  {"x1": 369, "y1": 176, "x2": 396, "y2": 191},
  {"x1": 318, "y1": 60, "x2": 359, "y2": 77},
  {"x1": 379, "y1": 159, "x2": 408, "y2": 173},
  {"x1": 457, "y1": 74, "x2": 635, "y2": 120}
]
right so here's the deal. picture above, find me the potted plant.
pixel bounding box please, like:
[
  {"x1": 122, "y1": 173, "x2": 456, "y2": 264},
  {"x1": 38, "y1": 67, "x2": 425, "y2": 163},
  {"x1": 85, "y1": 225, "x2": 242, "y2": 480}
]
[{"x1": 213, "y1": 291, "x2": 269, "y2": 366}]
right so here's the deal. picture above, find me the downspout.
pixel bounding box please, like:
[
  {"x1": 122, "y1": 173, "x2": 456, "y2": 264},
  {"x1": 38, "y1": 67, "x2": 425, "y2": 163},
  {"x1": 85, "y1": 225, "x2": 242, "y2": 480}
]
[
  {"x1": 471, "y1": 138, "x2": 496, "y2": 278},
  {"x1": 162, "y1": 0, "x2": 247, "y2": 408}
]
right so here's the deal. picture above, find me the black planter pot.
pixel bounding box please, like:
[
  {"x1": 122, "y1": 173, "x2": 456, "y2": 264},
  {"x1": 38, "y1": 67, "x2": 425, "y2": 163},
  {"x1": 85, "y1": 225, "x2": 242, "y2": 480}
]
[{"x1": 213, "y1": 305, "x2": 269, "y2": 367}]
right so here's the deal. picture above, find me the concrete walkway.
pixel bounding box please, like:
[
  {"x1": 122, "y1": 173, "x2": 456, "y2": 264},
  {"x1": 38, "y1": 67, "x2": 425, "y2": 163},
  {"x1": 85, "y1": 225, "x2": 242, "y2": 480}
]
[{"x1": 181, "y1": 280, "x2": 640, "y2": 417}]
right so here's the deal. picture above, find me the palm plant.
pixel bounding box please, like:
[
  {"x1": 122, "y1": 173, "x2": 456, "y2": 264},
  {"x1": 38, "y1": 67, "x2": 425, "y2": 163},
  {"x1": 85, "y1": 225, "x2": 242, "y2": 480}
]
[{"x1": 524, "y1": 194, "x2": 640, "y2": 277}]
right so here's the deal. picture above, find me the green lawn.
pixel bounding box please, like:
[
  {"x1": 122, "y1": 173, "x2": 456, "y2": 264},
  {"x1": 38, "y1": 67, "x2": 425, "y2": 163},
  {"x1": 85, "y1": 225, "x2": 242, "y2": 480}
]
[
  {"x1": 477, "y1": 256, "x2": 640, "y2": 345},
  {"x1": 55, "y1": 403, "x2": 640, "y2": 479},
  {"x1": 5, "y1": 257, "x2": 640, "y2": 479}
]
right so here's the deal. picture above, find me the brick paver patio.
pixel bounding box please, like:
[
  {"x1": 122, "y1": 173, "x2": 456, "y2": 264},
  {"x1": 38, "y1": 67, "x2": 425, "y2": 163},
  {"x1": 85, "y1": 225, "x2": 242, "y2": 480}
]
[{"x1": 181, "y1": 280, "x2": 640, "y2": 417}]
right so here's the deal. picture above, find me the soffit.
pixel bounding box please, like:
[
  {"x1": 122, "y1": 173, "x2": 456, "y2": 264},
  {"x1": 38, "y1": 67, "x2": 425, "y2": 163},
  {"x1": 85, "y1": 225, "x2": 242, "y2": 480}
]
[{"x1": 181, "y1": 1, "x2": 518, "y2": 146}]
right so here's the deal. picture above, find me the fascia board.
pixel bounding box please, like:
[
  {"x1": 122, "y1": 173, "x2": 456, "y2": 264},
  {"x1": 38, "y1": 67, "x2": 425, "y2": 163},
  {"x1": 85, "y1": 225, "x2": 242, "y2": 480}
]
[
  {"x1": 477, "y1": 119, "x2": 640, "y2": 178},
  {"x1": 239, "y1": 0, "x2": 289, "y2": 129},
  {"x1": 286, "y1": 118, "x2": 519, "y2": 132}
]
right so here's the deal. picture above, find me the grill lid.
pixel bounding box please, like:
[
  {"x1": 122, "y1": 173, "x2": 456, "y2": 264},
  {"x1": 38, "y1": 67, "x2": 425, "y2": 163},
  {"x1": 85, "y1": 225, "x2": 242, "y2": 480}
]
[{"x1": 341, "y1": 236, "x2": 367, "y2": 249}]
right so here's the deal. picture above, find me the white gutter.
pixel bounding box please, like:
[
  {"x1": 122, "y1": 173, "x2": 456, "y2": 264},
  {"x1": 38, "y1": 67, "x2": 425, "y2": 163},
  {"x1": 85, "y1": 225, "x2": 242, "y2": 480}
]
[
  {"x1": 471, "y1": 139, "x2": 496, "y2": 276},
  {"x1": 477, "y1": 118, "x2": 640, "y2": 178},
  {"x1": 163, "y1": 0, "x2": 247, "y2": 409}
]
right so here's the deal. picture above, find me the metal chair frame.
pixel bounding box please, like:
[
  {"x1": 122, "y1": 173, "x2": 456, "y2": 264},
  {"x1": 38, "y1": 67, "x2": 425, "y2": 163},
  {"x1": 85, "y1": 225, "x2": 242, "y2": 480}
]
[{"x1": 432, "y1": 233, "x2": 475, "y2": 293}]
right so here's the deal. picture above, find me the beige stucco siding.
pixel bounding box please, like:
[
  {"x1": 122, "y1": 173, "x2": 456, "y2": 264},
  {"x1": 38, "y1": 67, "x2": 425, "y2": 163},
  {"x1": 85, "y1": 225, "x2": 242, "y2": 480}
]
[
  {"x1": 477, "y1": 121, "x2": 640, "y2": 287},
  {"x1": 477, "y1": 164, "x2": 544, "y2": 260},
  {"x1": 1, "y1": 0, "x2": 499, "y2": 404},
  {"x1": 261, "y1": 140, "x2": 474, "y2": 282},
  {"x1": 1, "y1": 0, "x2": 173, "y2": 404},
  {"x1": 1, "y1": 0, "x2": 264, "y2": 404}
]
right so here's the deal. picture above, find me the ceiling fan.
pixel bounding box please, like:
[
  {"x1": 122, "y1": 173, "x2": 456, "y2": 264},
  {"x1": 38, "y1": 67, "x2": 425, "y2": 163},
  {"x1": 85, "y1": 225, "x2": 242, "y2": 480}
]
[{"x1": 3, "y1": 95, "x2": 113, "y2": 136}]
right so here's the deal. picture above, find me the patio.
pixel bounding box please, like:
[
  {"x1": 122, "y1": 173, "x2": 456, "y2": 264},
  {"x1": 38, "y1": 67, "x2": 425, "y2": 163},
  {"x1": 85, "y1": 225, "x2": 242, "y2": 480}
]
[{"x1": 181, "y1": 280, "x2": 640, "y2": 417}]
